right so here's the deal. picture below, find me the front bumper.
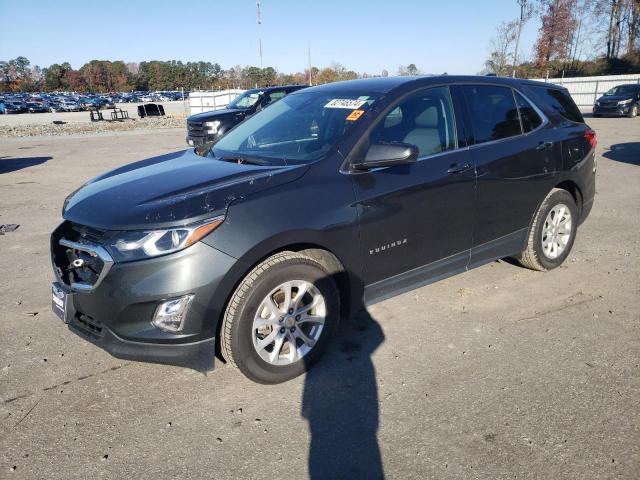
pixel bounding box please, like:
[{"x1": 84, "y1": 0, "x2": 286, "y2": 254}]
[
  {"x1": 593, "y1": 104, "x2": 634, "y2": 116},
  {"x1": 52, "y1": 237, "x2": 239, "y2": 371},
  {"x1": 56, "y1": 288, "x2": 216, "y2": 370}
]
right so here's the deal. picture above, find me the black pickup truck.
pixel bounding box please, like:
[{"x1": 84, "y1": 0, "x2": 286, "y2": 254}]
[{"x1": 186, "y1": 85, "x2": 307, "y2": 151}]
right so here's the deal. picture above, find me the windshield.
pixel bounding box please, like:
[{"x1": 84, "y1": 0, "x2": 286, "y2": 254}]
[
  {"x1": 605, "y1": 85, "x2": 640, "y2": 96},
  {"x1": 227, "y1": 90, "x2": 262, "y2": 110},
  {"x1": 213, "y1": 90, "x2": 379, "y2": 163}
]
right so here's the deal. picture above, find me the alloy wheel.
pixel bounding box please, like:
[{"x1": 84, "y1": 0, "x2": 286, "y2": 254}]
[
  {"x1": 252, "y1": 280, "x2": 326, "y2": 366},
  {"x1": 541, "y1": 203, "x2": 572, "y2": 259}
]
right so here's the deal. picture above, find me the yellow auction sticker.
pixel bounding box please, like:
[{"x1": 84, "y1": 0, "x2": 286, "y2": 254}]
[{"x1": 346, "y1": 109, "x2": 365, "y2": 121}]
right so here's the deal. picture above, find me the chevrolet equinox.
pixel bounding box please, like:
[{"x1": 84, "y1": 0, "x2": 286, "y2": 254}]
[{"x1": 51, "y1": 76, "x2": 596, "y2": 384}]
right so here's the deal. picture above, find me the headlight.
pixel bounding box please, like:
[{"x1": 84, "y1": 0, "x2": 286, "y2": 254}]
[
  {"x1": 111, "y1": 216, "x2": 224, "y2": 261},
  {"x1": 618, "y1": 98, "x2": 633, "y2": 105},
  {"x1": 204, "y1": 120, "x2": 221, "y2": 131},
  {"x1": 594, "y1": 101, "x2": 600, "y2": 106}
]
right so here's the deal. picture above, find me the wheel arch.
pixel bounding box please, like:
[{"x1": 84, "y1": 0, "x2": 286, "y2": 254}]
[
  {"x1": 522, "y1": 180, "x2": 584, "y2": 253},
  {"x1": 554, "y1": 180, "x2": 584, "y2": 217}
]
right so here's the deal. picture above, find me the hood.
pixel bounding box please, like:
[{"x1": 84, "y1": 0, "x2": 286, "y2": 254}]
[
  {"x1": 597, "y1": 94, "x2": 635, "y2": 103},
  {"x1": 63, "y1": 149, "x2": 309, "y2": 231},
  {"x1": 188, "y1": 108, "x2": 245, "y2": 122}
]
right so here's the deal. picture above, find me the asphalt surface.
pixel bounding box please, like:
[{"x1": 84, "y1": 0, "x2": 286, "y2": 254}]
[{"x1": 0, "y1": 117, "x2": 638, "y2": 479}]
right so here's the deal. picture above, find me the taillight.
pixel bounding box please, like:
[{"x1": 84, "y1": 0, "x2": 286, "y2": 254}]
[{"x1": 584, "y1": 128, "x2": 597, "y2": 149}]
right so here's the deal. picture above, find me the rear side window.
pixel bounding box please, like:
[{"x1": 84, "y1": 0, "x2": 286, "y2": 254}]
[
  {"x1": 515, "y1": 92, "x2": 543, "y2": 132},
  {"x1": 530, "y1": 87, "x2": 584, "y2": 123},
  {"x1": 463, "y1": 85, "x2": 521, "y2": 144}
]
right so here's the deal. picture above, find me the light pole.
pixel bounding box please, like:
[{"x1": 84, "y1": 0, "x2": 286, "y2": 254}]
[{"x1": 256, "y1": 1, "x2": 263, "y2": 69}]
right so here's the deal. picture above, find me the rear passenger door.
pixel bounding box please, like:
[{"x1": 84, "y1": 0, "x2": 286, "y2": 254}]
[
  {"x1": 462, "y1": 84, "x2": 559, "y2": 267},
  {"x1": 352, "y1": 86, "x2": 476, "y2": 294}
]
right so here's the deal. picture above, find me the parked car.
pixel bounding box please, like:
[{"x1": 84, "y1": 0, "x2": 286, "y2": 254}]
[
  {"x1": 593, "y1": 84, "x2": 640, "y2": 117},
  {"x1": 48, "y1": 101, "x2": 65, "y2": 112},
  {"x1": 26, "y1": 102, "x2": 48, "y2": 113},
  {"x1": 1, "y1": 101, "x2": 25, "y2": 114},
  {"x1": 78, "y1": 97, "x2": 95, "y2": 110},
  {"x1": 61, "y1": 100, "x2": 82, "y2": 112},
  {"x1": 186, "y1": 85, "x2": 307, "y2": 151},
  {"x1": 51, "y1": 76, "x2": 596, "y2": 384}
]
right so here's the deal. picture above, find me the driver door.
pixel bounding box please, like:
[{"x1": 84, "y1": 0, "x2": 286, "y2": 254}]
[{"x1": 351, "y1": 86, "x2": 476, "y2": 298}]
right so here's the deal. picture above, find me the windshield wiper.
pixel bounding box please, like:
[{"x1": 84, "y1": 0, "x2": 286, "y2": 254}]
[{"x1": 217, "y1": 155, "x2": 273, "y2": 166}]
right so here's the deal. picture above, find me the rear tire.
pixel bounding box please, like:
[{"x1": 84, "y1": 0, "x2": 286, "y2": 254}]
[
  {"x1": 516, "y1": 188, "x2": 578, "y2": 271},
  {"x1": 220, "y1": 251, "x2": 339, "y2": 384}
]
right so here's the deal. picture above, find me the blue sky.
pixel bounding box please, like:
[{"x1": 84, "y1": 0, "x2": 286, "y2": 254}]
[{"x1": 0, "y1": 0, "x2": 540, "y2": 74}]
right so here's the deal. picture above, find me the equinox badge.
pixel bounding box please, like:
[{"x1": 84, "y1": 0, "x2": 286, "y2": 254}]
[{"x1": 369, "y1": 238, "x2": 408, "y2": 255}]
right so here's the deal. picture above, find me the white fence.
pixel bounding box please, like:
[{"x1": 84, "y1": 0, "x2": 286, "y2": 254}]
[
  {"x1": 188, "y1": 89, "x2": 246, "y2": 115},
  {"x1": 531, "y1": 74, "x2": 640, "y2": 106},
  {"x1": 187, "y1": 75, "x2": 640, "y2": 113}
]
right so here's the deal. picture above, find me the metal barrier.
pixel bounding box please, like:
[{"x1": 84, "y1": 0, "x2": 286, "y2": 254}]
[
  {"x1": 531, "y1": 74, "x2": 640, "y2": 106},
  {"x1": 137, "y1": 104, "x2": 165, "y2": 118},
  {"x1": 89, "y1": 109, "x2": 104, "y2": 122},
  {"x1": 188, "y1": 89, "x2": 245, "y2": 115},
  {"x1": 110, "y1": 108, "x2": 129, "y2": 121}
]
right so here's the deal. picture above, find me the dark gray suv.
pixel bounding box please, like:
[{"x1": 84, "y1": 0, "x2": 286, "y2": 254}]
[{"x1": 51, "y1": 76, "x2": 596, "y2": 383}]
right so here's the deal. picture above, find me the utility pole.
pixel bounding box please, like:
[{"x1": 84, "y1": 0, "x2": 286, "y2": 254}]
[
  {"x1": 512, "y1": 0, "x2": 530, "y2": 78},
  {"x1": 308, "y1": 44, "x2": 312, "y2": 86},
  {"x1": 256, "y1": 1, "x2": 263, "y2": 68}
]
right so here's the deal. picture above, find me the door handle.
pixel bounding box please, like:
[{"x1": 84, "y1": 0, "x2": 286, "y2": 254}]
[
  {"x1": 536, "y1": 141, "x2": 553, "y2": 151},
  {"x1": 447, "y1": 163, "x2": 472, "y2": 174}
]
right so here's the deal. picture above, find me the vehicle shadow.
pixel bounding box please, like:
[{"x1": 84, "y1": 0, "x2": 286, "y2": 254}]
[
  {"x1": 602, "y1": 142, "x2": 640, "y2": 166},
  {"x1": 0, "y1": 156, "x2": 52, "y2": 174},
  {"x1": 302, "y1": 306, "x2": 385, "y2": 480}
]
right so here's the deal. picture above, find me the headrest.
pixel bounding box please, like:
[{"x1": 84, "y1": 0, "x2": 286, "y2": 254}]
[{"x1": 414, "y1": 105, "x2": 439, "y2": 128}]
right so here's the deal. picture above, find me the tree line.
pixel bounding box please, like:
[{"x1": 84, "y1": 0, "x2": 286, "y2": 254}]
[
  {"x1": 485, "y1": 0, "x2": 640, "y2": 77},
  {"x1": 0, "y1": 57, "x2": 422, "y2": 93}
]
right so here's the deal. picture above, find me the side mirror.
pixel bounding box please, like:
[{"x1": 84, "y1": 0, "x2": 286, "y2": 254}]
[{"x1": 352, "y1": 143, "x2": 418, "y2": 171}]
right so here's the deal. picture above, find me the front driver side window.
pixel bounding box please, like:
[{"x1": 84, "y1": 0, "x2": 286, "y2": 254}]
[
  {"x1": 370, "y1": 86, "x2": 457, "y2": 158},
  {"x1": 265, "y1": 91, "x2": 286, "y2": 105}
]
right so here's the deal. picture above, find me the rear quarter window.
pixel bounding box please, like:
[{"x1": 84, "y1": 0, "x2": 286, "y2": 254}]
[
  {"x1": 529, "y1": 86, "x2": 584, "y2": 124},
  {"x1": 514, "y1": 92, "x2": 543, "y2": 132}
]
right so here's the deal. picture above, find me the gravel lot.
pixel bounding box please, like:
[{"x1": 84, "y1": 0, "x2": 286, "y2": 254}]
[
  {"x1": 0, "y1": 117, "x2": 638, "y2": 479},
  {"x1": 0, "y1": 103, "x2": 188, "y2": 138},
  {"x1": 0, "y1": 102, "x2": 189, "y2": 126}
]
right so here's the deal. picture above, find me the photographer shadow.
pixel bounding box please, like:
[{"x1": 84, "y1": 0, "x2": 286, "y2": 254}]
[{"x1": 302, "y1": 306, "x2": 385, "y2": 479}]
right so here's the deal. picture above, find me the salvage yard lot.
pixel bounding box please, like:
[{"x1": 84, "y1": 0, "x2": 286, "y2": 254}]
[{"x1": 1, "y1": 117, "x2": 639, "y2": 479}]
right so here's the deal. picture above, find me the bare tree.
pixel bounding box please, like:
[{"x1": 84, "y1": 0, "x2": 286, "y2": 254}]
[
  {"x1": 512, "y1": 0, "x2": 535, "y2": 76},
  {"x1": 627, "y1": 0, "x2": 640, "y2": 53},
  {"x1": 601, "y1": 0, "x2": 629, "y2": 58},
  {"x1": 566, "y1": 0, "x2": 596, "y2": 69},
  {"x1": 397, "y1": 64, "x2": 421, "y2": 76},
  {"x1": 486, "y1": 20, "x2": 519, "y2": 75}
]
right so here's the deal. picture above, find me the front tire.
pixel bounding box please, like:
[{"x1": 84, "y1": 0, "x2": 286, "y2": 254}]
[
  {"x1": 628, "y1": 104, "x2": 638, "y2": 118},
  {"x1": 517, "y1": 188, "x2": 579, "y2": 271},
  {"x1": 220, "y1": 252, "x2": 339, "y2": 384}
]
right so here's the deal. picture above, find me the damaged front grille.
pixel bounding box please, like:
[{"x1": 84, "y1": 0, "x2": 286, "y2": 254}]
[
  {"x1": 187, "y1": 121, "x2": 205, "y2": 137},
  {"x1": 71, "y1": 312, "x2": 104, "y2": 339},
  {"x1": 51, "y1": 221, "x2": 114, "y2": 291}
]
